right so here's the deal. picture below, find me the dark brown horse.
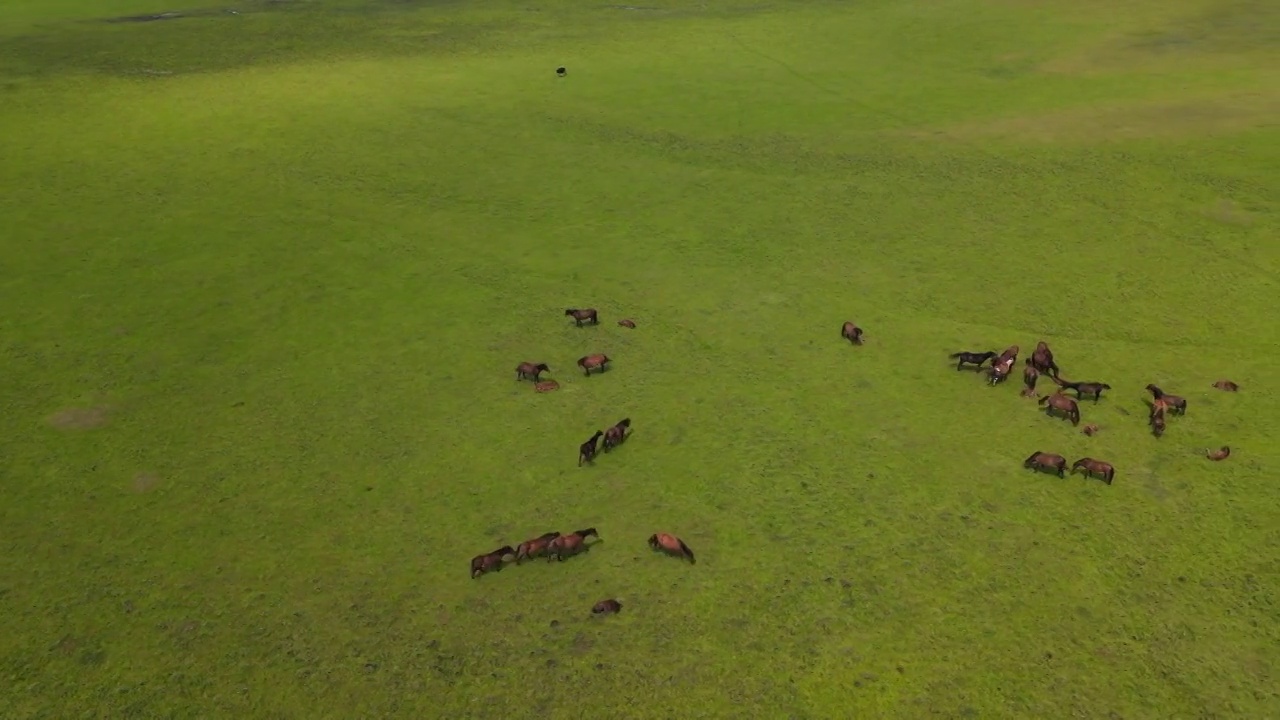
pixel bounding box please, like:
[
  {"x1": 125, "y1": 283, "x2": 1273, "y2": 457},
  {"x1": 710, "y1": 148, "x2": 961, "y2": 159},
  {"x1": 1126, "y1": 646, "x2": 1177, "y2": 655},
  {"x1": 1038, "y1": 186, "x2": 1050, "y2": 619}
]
[
  {"x1": 949, "y1": 351, "x2": 997, "y2": 371},
  {"x1": 592, "y1": 599, "x2": 623, "y2": 615},
  {"x1": 1149, "y1": 404, "x2": 1167, "y2": 437},
  {"x1": 602, "y1": 418, "x2": 631, "y2": 452},
  {"x1": 1212, "y1": 380, "x2": 1239, "y2": 391},
  {"x1": 515, "y1": 532, "x2": 560, "y2": 563},
  {"x1": 547, "y1": 528, "x2": 599, "y2": 561},
  {"x1": 1052, "y1": 376, "x2": 1111, "y2": 401},
  {"x1": 1071, "y1": 457, "x2": 1115, "y2": 485},
  {"x1": 1031, "y1": 341, "x2": 1059, "y2": 376},
  {"x1": 1038, "y1": 392, "x2": 1081, "y2": 426},
  {"x1": 617, "y1": 319, "x2": 636, "y2": 329},
  {"x1": 1145, "y1": 384, "x2": 1186, "y2": 414},
  {"x1": 1023, "y1": 359, "x2": 1039, "y2": 390},
  {"x1": 578, "y1": 354, "x2": 610, "y2": 376},
  {"x1": 515, "y1": 362, "x2": 550, "y2": 382},
  {"x1": 1206, "y1": 446, "x2": 1231, "y2": 461},
  {"x1": 648, "y1": 533, "x2": 695, "y2": 564},
  {"x1": 565, "y1": 308, "x2": 599, "y2": 326},
  {"x1": 1023, "y1": 451, "x2": 1067, "y2": 477},
  {"x1": 578, "y1": 431, "x2": 603, "y2": 466},
  {"x1": 841, "y1": 322, "x2": 864, "y2": 345},
  {"x1": 470, "y1": 545, "x2": 514, "y2": 579}
]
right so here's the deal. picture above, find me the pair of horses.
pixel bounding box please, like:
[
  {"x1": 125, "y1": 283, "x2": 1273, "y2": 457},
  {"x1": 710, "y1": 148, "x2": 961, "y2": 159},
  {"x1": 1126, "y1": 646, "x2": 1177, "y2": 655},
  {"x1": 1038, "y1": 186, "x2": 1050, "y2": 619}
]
[
  {"x1": 1145, "y1": 384, "x2": 1187, "y2": 438},
  {"x1": 579, "y1": 418, "x2": 631, "y2": 466},
  {"x1": 1024, "y1": 452, "x2": 1115, "y2": 484}
]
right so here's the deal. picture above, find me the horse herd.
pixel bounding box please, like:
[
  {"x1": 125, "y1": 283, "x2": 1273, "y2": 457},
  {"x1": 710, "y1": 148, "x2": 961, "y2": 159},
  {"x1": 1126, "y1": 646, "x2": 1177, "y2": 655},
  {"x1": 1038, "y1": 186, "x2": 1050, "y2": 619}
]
[
  {"x1": 947, "y1": 339, "x2": 1239, "y2": 485},
  {"x1": 471, "y1": 308, "x2": 695, "y2": 617}
]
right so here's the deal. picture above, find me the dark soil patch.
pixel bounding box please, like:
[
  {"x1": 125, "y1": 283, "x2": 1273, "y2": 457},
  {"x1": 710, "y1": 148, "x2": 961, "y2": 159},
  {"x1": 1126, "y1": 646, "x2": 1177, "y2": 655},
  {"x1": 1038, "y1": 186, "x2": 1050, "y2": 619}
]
[
  {"x1": 47, "y1": 406, "x2": 110, "y2": 430},
  {"x1": 105, "y1": 12, "x2": 184, "y2": 23}
]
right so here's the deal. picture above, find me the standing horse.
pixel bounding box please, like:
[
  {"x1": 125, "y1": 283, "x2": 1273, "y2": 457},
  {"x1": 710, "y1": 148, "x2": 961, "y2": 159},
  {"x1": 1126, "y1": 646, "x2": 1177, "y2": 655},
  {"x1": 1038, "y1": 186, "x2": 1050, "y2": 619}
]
[
  {"x1": 547, "y1": 528, "x2": 599, "y2": 561},
  {"x1": 1145, "y1": 385, "x2": 1187, "y2": 414},
  {"x1": 987, "y1": 345, "x2": 1019, "y2": 385},
  {"x1": 1023, "y1": 451, "x2": 1067, "y2": 477},
  {"x1": 1052, "y1": 376, "x2": 1112, "y2": 401},
  {"x1": 578, "y1": 354, "x2": 611, "y2": 376},
  {"x1": 949, "y1": 351, "x2": 997, "y2": 371},
  {"x1": 603, "y1": 418, "x2": 631, "y2": 452},
  {"x1": 515, "y1": 362, "x2": 550, "y2": 382},
  {"x1": 470, "y1": 545, "x2": 515, "y2": 579},
  {"x1": 515, "y1": 532, "x2": 561, "y2": 563},
  {"x1": 1038, "y1": 392, "x2": 1081, "y2": 426},
  {"x1": 1149, "y1": 404, "x2": 1167, "y2": 437},
  {"x1": 1071, "y1": 458, "x2": 1115, "y2": 485},
  {"x1": 565, "y1": 308, "x2": 599, "y2": 326},
  {"x1": 841, "y1": 322, "x2": 864, "y2": 345},
  {"x1": 1023, "y1": 359, "x2": 1039, "y2": 391},
  {"x1": 578, "y1": 431, "x2": 603, "y2": 466},
  {"x1": 648, "y1": 533, "x2": 696, "y2": 564},
  {"x1": 1031, "y1": 341, "x2": 1059, "y2": 376}
]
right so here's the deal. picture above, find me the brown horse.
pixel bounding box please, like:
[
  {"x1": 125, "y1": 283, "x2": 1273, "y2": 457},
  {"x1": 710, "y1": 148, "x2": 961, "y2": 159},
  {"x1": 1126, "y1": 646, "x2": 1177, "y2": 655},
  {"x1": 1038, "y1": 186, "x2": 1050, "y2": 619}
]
[
  {"x1": 470, "y1": 545, "x2": 514, "y2": 579},
  {"x1": 1206, "y1": 446, "x2": 1230, "y2": 461},
  {"x1": 1038, "y1": 392, "x2": 1080, "y2": 426},
  {"x1": 1149, "y1": 404, "x2": 1167, "y2": 437},
  {"x1": 547, "y1": 528, "x2": 599, "y2": 561},
  {"x1": 1052, "y1": 376, "x2": 1111, "y2": 401},
  {"x1": 648, "y1": 533, "x2": 695, "y2": 564},
  {"x1": 1024, "y1": 451, "x2": 1067, "y2": 477},
  {"x1": 1145, "y1": 384, "x2": 1186, "y2": 414},
  {"x1": 592, "y1": 599, "x2": 623, "y2": 615},
  {"x1": 578, "y1": 431, "x2": 603, "y2": 466},
  {"x1": 617, "y1": 319, "x2": 636, "y2": 329},
  {"x1": 1082, "y1": 423, "x2": 1099, "y2": 436},
  {"x1": 1071, "y1": 457, "x2": 1115, "y2": 485},
  {"x1": 987, "y1": 345, "x2": 1019, "y2": 385},
  {"x1": 949, "y1": 351, "x2": 997, "y2": 371},
  {"x1": 1212, "y1": 380, "x2": 1239, "y2": 391},
  {"x1": 603, "y1": 418, "x2": 631, "y2": 452},
  {"x1": 515, "y1": 362, "x2": 550, "y2": 382},
  {"x1": 535, "y1": 380, "x2": 560, "y2": 393},
  {"x1": 515, "y1": 532, "x2": 560, "y2": 563},
  {"x1": 578, "y1": 354, "x2": 611, "y2": 376},
  {"x1": 1031, "y1": 341, "x2": 1059, "y2": 376},
  {"x1": 1023, "y1": 359, "x2": 1039, "y2": 390},
  {"x1": 565, "y1": 308, "x2": 599, "y2": 326},
  {"x1": 841, "y1": 322, "x2": 864, "y2": 345}
]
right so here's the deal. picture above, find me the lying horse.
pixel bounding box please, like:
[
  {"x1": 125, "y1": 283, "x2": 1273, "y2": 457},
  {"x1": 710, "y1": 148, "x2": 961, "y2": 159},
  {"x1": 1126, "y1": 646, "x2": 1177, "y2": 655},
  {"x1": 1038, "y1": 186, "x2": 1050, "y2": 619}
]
[
  {"x1": 949, "y1": 351, "x2": 996, "y2": 371},
  {"x1": 1052, "y1": 376, "x2": 1111, "y2": 401},
  {"x1": 578, "y1": 430, "x2": 603, "y2": 466},
  {"x1": 1212, "y1": 380, "x2": 1239, "y2": 392},
  {"x1": 1206, "y1": 446, "x2": 1230, "y2": 461},
  {"x1": 841, "y1": 322, "x2": 864, "y2": 345},
  {"x1": 1145, "y1": 384, "x2": 1186, "y2": 414},
  {"x1": 565, "y1": 308, "x2": 599, "y2": 326},
  {"x1": 1071, "y1": 457, "x2": 1115, "y2": 485},
  {"x1": 547, "y1": 528, "x2": 599, "y2": 561},
  {"x1": 1024, "y1": 451, "x2": 1067, "y2": 477},
  {"x1": 603, "y1": 418, "x2": 631, "y2": 452},
  {"x1": 515, "y1": 362, "x2": 550, "y2": 382},
  {"x1": 1038, "y1": 392, "x2": 1081, "y2": 426},
  {"x1": 648, "y1": 533, "x2": 696, "y2": 564}
]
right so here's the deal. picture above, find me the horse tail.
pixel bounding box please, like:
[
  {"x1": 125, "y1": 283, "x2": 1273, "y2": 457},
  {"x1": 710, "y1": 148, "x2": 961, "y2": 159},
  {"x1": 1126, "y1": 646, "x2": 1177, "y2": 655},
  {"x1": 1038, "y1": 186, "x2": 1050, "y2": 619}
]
[
  {"x1": 678, "y1": 538, "x2": 696, "y2": 564},
  {"x1": 1050, "y1": 375, "x2": 1067, "y2": 387}
]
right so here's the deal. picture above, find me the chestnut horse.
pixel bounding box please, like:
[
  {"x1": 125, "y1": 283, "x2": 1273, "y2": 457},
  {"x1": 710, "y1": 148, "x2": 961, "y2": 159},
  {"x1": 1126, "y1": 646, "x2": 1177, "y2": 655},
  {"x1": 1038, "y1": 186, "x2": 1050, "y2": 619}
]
[
  {"x1": 617, "y1": 319, "x2": 637, "y2": 329},
  {"x1": 547, "y1": 528, "x2": 599, "y2": 561},
  {"x1": 578, "y1": 354, "x2": 611, "y2": 376},
  {"x1": 1206, "y1": 446, "x2": 1230, "y2": 461},
  {"x1": 515, "y1": 362, "x2": 550, "y2": 382},
  {"x1": 648, "y1": 533, "x2": 696, "y2": 564},
  {"x1": 841, "y1": 322, "x2": 864, "y2": 345},
  {"x1": 603, "y1": 418, "x2": 631, "y2": 452},
  {"x1": 1052, "y1": 376, "x2": 1111, "y2": 401},
  {"x1": 1212, "y1": 380, "x2": 1239, "y2": 391},
  {"x1": 949, "y1": 351, "x2": 997, "y2": 371},
  {"x1": 1031, "y1": 341, "x2": 1059, "y2": 376},
  {"x1": 1038, "y1": 392, "x2": 1081, "y2": 426},
  {"x1": 578, "y1": 431, "x2": 603, "y2": 466},
  {"x1": 1145, "y1": 384, "x2": 1186, "y2": 414},
  {"x1": 1071, "y1": 457, "x2": 1115, "y2": 485},
  {"x1": 470, "y1": 545, "x2": 514, "y2": 579},
  {"x1": 1024, "y1": 451, "x2": 1067, "y2": 477},
  {"x1": 565, "y1": 308, "x2": 599, "y2": 326},
  {"x1": 1082, "y1": 423, "x2": 1099, "y2": 436},
  {"x1": 515, "y1": 532, "x2": 560, "y2": 562}
]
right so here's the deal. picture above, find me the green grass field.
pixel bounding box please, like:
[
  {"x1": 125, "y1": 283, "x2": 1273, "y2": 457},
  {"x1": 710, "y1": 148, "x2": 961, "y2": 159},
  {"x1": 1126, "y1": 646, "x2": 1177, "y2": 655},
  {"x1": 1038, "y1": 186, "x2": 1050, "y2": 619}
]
[{"x1": 2, "y1": 0, "x2": 1278, "y2": 716}]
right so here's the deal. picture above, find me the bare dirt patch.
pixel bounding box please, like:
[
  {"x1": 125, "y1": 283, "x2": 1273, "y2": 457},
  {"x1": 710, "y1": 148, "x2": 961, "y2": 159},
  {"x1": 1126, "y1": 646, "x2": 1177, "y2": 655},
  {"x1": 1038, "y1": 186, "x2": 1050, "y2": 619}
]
[
  {"x1": 132, "y1": 473, "x2": 162, "y2": 493},
  {"x1": 47, "y1": 406, "x2": 110, "y2": 430}
]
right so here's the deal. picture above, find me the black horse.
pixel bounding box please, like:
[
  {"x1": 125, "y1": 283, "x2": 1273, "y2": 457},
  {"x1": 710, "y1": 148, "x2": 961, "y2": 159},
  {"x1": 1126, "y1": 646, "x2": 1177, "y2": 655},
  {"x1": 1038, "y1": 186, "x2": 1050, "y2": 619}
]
[{"x1": 949, "y1": 351, "x2": 997, "y2": 371}]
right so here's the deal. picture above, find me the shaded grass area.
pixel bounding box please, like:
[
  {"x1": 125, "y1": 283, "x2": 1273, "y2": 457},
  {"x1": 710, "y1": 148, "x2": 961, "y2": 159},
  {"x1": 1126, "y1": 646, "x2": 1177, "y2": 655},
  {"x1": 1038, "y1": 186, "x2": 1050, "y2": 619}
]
[{"x1": 1, "y1": 0, "x2": 1277, "y2": 717}]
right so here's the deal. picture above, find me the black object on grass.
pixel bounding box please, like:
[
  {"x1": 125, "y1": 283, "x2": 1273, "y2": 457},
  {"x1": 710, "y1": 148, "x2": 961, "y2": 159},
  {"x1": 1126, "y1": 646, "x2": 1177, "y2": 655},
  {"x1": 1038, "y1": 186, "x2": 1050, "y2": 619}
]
[{"x1": 556, "y1": 67, "x2": 567, "y2": 77}]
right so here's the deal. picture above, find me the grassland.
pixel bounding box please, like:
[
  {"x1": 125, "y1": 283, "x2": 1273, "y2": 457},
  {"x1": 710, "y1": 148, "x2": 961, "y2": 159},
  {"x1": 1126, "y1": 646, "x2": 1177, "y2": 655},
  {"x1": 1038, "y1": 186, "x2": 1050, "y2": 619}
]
[{"x1": 1, "y1": 0, "x2": 1277, "y2": 717}]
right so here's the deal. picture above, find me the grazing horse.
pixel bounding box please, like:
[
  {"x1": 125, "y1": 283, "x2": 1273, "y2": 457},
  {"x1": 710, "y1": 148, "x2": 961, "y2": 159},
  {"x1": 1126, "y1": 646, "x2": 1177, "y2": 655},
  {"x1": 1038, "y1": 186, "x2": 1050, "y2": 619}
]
[
  {"x1": 1149, "y1": 404, "x2": 1167, "y2": 437},
  {"x1": 1212, "y1": 380, "x2": 1239, "y2": 391},
  {"x1": 1023, "y1": 451, "x2": 1067, "y2": 477},
  {"x1": 841, "y1": 322, "x2": 864, "y2": 345},
  {"x1": 1052, "y1": 376, "x2": 1112, "y2": 401},
  {"x1": 603, "y1": 418, "x2": 631, "y2": 452},
  {"x1": 470, "y1": 545, "x2": 514, "y2": 579},
  {"x1": 592, "y1": 599, "x2": 623, "y2": 615},
  {"x1": 1071, "y1": 457, "x2": 1116, "y2": 485},
  {"x1": 578, "y1": 354, "x2": 611, "y2": 376},
  {"x1": 1145, "y1": 385, "x2": 1187, "y2": 414},
  {"x1": 1023, "y1": 359, "x2": 1039, "y2": 390},
  {"x1": 1038, "y1": 392, "x2": 1081, "y2": 426},
  {"x1": 515, "y1": 362, "x2": 550, "y2": 382},
  {"x1": 1206, "y1": 446, "x2": 1231, "y2": 461},
  {"x1": 547, "y1": 528, "x2": 599, "y2": 561},
  {"x1": 617, "y1": 319, "x2": 637, "y2": 329},
  {"x1": 1031, "y1": 341, "x2": 1059, "y2": 376},
  {"x1": 949, "y1": 351, "x2": 997, "y2": 371},
  {"x1": 565, "y1": 308, "x2": 599, "y2": 326},
  {"x1": 648, "y1": 533, "x2": 696, "y2": 564},
  {"x1": 515, "y1": 532, "x2": 561, "y2": 563},
  {"x1": 578, "y1": 431, "x2": 603, "y2": 466},
  {"x1": 1082, "y1": 423, "x2": 1099, "y2": 436}
]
